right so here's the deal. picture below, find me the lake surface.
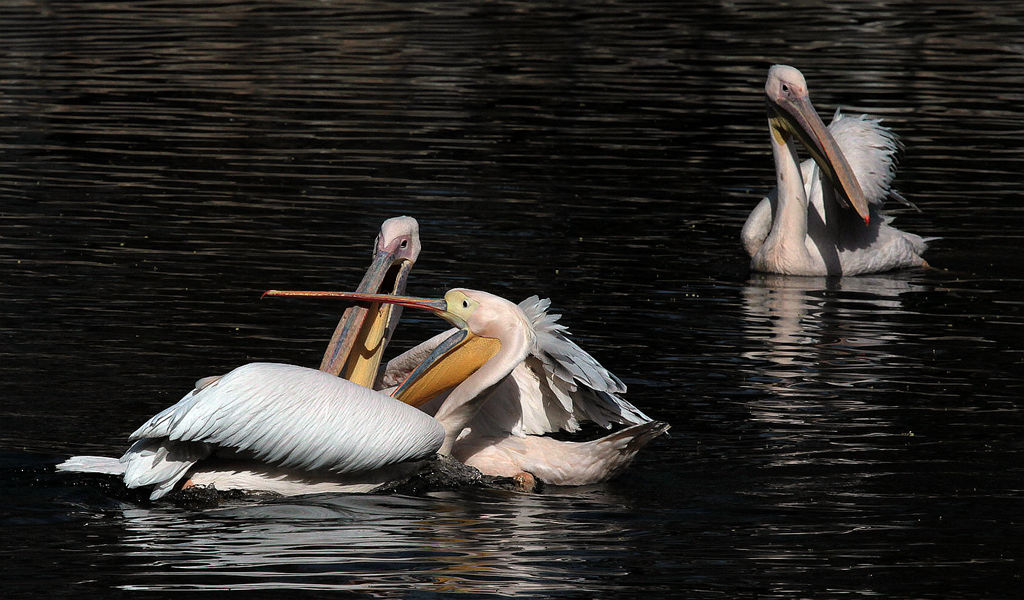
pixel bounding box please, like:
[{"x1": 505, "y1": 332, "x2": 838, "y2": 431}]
[{"x1": 2, "y1": 0, "x2": 1023, "y2": 597}]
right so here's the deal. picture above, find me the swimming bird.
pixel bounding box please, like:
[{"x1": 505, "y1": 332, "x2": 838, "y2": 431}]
[
  {"x1": 56, "y1": 290, "x2": 510, "y2": 500},
  {"x1": 114, "y1": 363, "x2": 447, "y2": 499},
  {"x1": 374, "y1": 296, "x2": 658, "y2": 481},
  {"x1": 266, "y1": 288, "x2": 670, "y2": 486},
  {"x1": 56, "y1": 217, "x2": 437, "y2": 499},
  {"x1": 741, "y1": 64, "x2": 929, "y2": 276},
  {"x1": 58, "y1": 285, "x2": 662, "y2": 499}
]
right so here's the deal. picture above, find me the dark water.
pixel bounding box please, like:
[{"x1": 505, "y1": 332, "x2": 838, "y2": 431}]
[{"x1": 3, "y1": 0, "x2": 1023, "y2": 597}]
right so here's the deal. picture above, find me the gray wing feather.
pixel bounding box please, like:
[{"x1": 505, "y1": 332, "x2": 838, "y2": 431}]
[
  {"x1": 519, "y1": 296, "x2": 626, "y2": 394},
  {"x1": 121, "y1": 438, "x2": 212, "y2": 499},
  {"x1": 828, "y1": 109, "x2": 904, "y2": 207},
  {"x1": 516, "y1": 296, "x2": 651, "y2": 431}
]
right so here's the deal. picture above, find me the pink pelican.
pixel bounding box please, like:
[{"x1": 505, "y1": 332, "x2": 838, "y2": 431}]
[
  {"x1": 741, "y1": 65, "x2": 929, "y2": 276},
  {"x1": 317, "y1": 216, "x2": 420, "y2": 384},
  {"x1": 315, "y1": 217, "x2": 659, "y2": 484}
]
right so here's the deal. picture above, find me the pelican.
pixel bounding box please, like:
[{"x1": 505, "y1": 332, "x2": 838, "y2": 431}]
[
  {"x1": 378, "y1": 300, "x2": 653, "y2": 431},
  {"x1": 55, "y1": 364, "x2": 451, "y2": 499},
  {"x1": 56, "y1": 217, "x2": 432, "y2": 499},
  {"x1": 266, "y1": 288, "x2": 670, "y2": 486},
  {"x1": 741, "y1": 64, "x2": 929, "y2": 276},
  {"x1": 372, "y1": 296, "x2": 657, "y2": 482}
]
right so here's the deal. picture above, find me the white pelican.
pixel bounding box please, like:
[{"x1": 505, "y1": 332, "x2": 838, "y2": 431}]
[
  {"x1": 56, "y1": 290, "x2": 528, "y2": 500},
  {"x1": 56, "y1": 217, "x2": 433, "y2": 499},
  {"x1": 266, "y1": 288, "x2": 670, "y2": 486},
  {"x1": 372, "y1": 296, "x2": 658, "y2": 482},
  {"x1": 115, "y1": 364, "x2": 447, "y2": 499},
  {"x1": 379, "y1": 298, "x2": 653, "y2": 432},
  {"x1": 741, "y1": 64, "x2": 929, "y2": 276}
]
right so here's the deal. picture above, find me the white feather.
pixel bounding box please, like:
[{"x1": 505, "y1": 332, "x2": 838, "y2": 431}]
[
  {"x1": 56, "y1": 455, "x2": 126, "y2": 475},
  {"x1": 120, "y1": 363, "x2": 445, "y2": 498}
]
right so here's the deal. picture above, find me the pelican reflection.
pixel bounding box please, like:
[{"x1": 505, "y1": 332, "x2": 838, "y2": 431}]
[
  {"x1": 112, "y1": 491, "x2": 639, "y2": 595},
  {"x1": 741, "y1": 274, "x2": 928, "y2": 397}
]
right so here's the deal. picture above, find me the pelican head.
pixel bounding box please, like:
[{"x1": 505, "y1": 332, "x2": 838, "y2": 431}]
[
  {"x1": 765, "y1": 65, "x2": 870, "y2": 224},
  {"x1": 320, "y1": 216, "x2": 421, "y2": 382},
  {"x1": 375, "y1": 216, "x2": 421, "y2": 267},
  {"x1": 264, "y1": 287, "x2": 535, "y2": 452}
]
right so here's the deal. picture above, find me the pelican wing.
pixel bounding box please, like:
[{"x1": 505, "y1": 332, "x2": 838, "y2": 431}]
[
  {"x1": 825, "y1": 110, "x2": 902, "y2": 207},
  {"x1": 520, "y1": 296, "x2": 626, "y2": 395},
  {"x1": 467, "y1": 354, "x2": 651, "y2": 438},
  {"x1": 127, "y1": 363, "x2": 445, "y2": 475},
  {"x1": 503, "y1": 296, "x2": 650, "y2": 434},
  {"x1": 121, "y1": 438, "x2": 213, "y2": 499}
]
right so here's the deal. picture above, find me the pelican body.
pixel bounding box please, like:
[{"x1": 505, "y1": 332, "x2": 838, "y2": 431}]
[
  {"x1": 58, "y1": 362, "x2": 449, "y2": 500},
  {"x1": 267, "y1": 288, "x2": 670, "y2": 486},
  {"x1": 742, "y1": 65, "x2": 929, "y2": 276}
]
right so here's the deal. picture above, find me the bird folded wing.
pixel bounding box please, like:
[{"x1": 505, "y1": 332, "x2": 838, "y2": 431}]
[{"x1": 127, "y1": 363, "x2": 444, "y2": 476}]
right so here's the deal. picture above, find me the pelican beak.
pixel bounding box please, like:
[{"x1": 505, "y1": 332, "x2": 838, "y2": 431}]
[
  {"x1": 768, "y1": 94, "x2": 871, "y2": 225},
  {"x1": 317, "y1": 238, "x2": 416, "y2": 384},
  {"x1": 262, "y1": 290, "x2": 501, "y2": 407}
]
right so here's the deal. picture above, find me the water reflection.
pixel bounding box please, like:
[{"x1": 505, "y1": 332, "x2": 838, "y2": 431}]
[
  {"x1": 736, "y1": 273, "x2": 934, "y2": 468},
  {"x1": 113, "y1": 491, "x2": 639, "y2": 595},
  {"x1": 741, "y1": 273, "x2": 927, "y2": 390}
]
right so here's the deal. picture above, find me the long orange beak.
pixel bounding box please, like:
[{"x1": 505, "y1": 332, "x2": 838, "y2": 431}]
[
  {"x1": 769, "y1": 93, "x2": 871, "y2": 225},
  {"x1": 262, "y1": 290, "x2": 499, "y2": 407},
  {"x1": 265, "y1": 290, "x2": 448, "y2": 320}
]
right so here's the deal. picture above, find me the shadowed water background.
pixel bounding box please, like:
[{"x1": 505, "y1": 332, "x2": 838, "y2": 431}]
[{"x1": 2, "y1": 1, "x2": 1023, "y2": 598}]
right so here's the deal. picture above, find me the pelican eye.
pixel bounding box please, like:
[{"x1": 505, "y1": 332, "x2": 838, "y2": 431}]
[
  {"x1": 781, "y1": 83, "x2": 790, "y2": 93},
  {"x1": 400, "y1": 239, "x2": 408, "y2": 249},
  {"x1": 462, "y1": 299, "x2": 469, "y2": 308}
]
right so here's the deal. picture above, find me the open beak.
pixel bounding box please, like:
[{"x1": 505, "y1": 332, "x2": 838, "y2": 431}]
[
  {"x1": 262, "y1": 290, "x2": 500, "y2": 407},
  {"x1": 317, "y1": 240, "x2": 415, "y2": 384},
  {"x1": 769, "y1": 94, "x2": 871, "y2": 225}
]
